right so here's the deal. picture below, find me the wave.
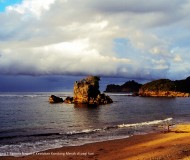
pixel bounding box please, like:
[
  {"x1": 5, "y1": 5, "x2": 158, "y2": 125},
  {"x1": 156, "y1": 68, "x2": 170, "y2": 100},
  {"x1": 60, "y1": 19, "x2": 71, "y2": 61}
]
[
  {"x1": 0, "y1": 134, "x2": 129, "y2": 157},
  {"x1": 0, "y1": 117, "x2": 173, "y2": 157},
  {"x1": 70, "y1": 117, "x2": 173, "y2": 134},
  {"x1": 117, "y1": 118, "x2": 173, "y2": 128},
  {"x1": 66, "y1": 128, "x2": 101, "y2": 135},
  {"x1": 0, "y1": 139, "x2": 64, "y2": 157},
  {"x1": 0, "y1": 118, "x2": 173, "y2": 140},
  {"x1": 0, "y1": 130, "x2": 100, "y2": 140},
  {"x1": 0, "y1": 132, "x2": 62, "y2": 140}
]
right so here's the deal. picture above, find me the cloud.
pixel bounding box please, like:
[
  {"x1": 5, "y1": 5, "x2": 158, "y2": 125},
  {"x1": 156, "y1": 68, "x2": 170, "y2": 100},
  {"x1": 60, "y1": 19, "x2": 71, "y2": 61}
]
[
  {"x1": 0, "y1": 0, "x2": 190, "y2": 80},
  {"x1": 6, "y1": 0, "x2": 55, "y2": 16},
  {"x1": 0, "y1": 39, "x2": 131, "y2": 76},
  {"x1": 88, "y1": 0, "x2": 183, "y2": 14}
]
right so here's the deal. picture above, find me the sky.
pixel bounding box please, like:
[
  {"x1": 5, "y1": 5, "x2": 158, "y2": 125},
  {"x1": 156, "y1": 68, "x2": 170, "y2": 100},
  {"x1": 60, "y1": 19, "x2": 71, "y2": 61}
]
[
  {"x1": 0, "y1": 0, "x2": 22, "y2": 12},
  {"x1": 0, "y1": 0, "x2": 190, "y2": 91}
]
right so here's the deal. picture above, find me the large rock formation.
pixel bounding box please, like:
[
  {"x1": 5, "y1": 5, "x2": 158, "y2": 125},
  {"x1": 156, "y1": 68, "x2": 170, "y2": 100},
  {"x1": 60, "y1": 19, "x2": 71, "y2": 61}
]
[
  {"x1": 65, "y1": 76, "x2": 113, "y2": 105},
  {"x1": 174, "y1": 76, "x2": 190, "y2": 93},
  {"x1": 73, "y1": 76, "x2": 100, "y2": 103},
  {"x1": 139, "y1": 78, "x2": 190, "y2": 97},
  {"x1": 105, "y1": 80, "x2": 142, "y2": 93}
]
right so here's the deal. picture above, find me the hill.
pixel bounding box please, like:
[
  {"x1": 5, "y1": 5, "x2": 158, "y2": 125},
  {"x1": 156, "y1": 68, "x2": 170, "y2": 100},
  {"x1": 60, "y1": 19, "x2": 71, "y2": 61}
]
[
  {"x1": 139, "y1": 77, "x2": 190, "y2": 97},
  {"x1": 105, "y1": 80, "x2": 142, "y2": 93}
]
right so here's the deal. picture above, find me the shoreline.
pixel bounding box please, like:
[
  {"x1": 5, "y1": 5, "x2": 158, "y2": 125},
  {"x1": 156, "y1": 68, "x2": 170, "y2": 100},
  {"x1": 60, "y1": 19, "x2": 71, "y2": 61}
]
[{"x1": 1, "y1": 124, "x2": 190, "y2": 160}]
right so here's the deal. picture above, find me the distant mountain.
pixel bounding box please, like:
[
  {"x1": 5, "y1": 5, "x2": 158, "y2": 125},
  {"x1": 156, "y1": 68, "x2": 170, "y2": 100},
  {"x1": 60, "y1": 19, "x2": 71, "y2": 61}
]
[
  {"x1": 105, "y1": 80, "x2": 142, "y2": 93},
  {"x1": 174, "y1": 76, "x2": 190, "y2": 93},
  {"x1": 139, "y1": 77, "x2": 190, "y2": 97}
]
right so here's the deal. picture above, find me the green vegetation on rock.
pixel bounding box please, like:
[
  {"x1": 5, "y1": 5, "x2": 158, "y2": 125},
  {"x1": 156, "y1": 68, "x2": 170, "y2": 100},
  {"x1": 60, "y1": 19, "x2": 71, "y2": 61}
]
[
  {"x1": 140, "y1": 79, "x2": 176, "y2": 92},
  {"x1": 139, "y1": 77, "x2": 190, "y2": 97}
]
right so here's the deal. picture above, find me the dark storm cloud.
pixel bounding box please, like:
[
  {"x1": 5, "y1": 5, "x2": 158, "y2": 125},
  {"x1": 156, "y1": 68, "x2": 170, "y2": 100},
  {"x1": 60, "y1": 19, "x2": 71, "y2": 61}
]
[{"x1": 88, "y1": 0, "x2": 184, "y2": 13}]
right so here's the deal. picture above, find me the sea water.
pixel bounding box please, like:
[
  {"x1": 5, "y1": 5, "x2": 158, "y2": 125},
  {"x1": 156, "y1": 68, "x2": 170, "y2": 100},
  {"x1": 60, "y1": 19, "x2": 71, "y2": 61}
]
[{"x1": 0, "y1": 92, "x2": 190, "y2": 156}]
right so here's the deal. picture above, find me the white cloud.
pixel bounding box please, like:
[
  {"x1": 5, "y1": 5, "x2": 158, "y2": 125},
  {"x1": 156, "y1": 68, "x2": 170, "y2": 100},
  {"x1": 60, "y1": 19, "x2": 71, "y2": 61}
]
[
  {"x1": 173, "y1": 55, "x2": 182, "y2": 62},
  {"x1": 6, "y1": 0, "x2": 55, "y2": 17},
  {"x1": 0, "y1": 39, "x2": 131, "y2": 76},
  {"x1": 0, "y1": 0, "x2": 190, "y2": 80}
]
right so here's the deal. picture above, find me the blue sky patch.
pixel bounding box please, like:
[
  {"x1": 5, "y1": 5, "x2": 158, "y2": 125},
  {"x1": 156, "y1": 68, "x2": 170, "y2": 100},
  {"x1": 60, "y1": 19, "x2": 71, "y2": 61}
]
[
  {"x1": 114, "y1": 38, "x2": 140, "y2": 59},
  {"x1": 0, "y1": 0, "x2": 22, "y2": 12},
  {"x1": 114, "y1": 38, "x2": 129, "y2": 57}
]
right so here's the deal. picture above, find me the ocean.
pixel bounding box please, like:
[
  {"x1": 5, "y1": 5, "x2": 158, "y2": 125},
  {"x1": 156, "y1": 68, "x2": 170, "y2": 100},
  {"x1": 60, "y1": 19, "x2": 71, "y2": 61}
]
[{"x1": 0, "y1": 92, "x2": 190, "y2": 157}]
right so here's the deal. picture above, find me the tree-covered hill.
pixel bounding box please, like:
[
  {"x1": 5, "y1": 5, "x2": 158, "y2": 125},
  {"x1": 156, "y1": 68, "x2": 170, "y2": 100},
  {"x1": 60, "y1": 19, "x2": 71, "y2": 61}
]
[{"x1": 105, "y1": 80, "x2": 142, "y2": 93}]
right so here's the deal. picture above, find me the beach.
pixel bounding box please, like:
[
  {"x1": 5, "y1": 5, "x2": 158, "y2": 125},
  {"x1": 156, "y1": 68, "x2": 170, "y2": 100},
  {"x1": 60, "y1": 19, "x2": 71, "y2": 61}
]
[{"x1": 1, "y1": 124, "x2": 190, "y2": 160}]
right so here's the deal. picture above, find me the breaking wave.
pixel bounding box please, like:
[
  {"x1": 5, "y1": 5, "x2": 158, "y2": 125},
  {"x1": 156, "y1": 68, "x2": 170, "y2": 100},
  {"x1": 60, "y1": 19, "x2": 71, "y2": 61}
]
[
  {"x1": 0, "y1": 118, "x2": 173, "y2": 141},
  {"x1": 0, "y1": 117, "x2": 173, "y2": 157}
]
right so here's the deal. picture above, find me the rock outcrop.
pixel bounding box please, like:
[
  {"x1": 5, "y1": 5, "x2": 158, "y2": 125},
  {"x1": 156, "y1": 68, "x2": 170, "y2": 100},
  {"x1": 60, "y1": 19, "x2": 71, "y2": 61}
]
[
  {"x1": 64, "y1": 96, "x2": 73, "y2": 104},
  {"x1": 73, "y1": 76, "x2": 100, "y2": 103},
  {"x1": 105, "y1": 80, "x2": 142, "y2": 93},
  {"x1": 139, "y1": 90, "x2": 189, "y2": 97},
  {"x1": 139, "y1": 79, "x2": 190, "y2": 97},
  {"x1": 65, "y1": 76, "x2": 113, "y2": 105},
  {"x1": 88, "y1": 93, "x2": 113, "y2": 105},
  {"x1": 49, "y1": 95, "x2": 64, "y2": 103}
]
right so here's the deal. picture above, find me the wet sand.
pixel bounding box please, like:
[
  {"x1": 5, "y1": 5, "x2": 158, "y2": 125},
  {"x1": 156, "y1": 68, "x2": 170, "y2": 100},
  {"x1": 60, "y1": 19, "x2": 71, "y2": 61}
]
[{"x1": 1, "y1": 124, "x2": 190, "y2": 160}]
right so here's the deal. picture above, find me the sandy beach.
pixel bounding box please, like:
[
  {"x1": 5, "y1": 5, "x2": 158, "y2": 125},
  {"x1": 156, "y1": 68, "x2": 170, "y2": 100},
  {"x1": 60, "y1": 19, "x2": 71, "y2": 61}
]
[{"x1": 1, "y1": 124, "x2": 190, "y2": 160}]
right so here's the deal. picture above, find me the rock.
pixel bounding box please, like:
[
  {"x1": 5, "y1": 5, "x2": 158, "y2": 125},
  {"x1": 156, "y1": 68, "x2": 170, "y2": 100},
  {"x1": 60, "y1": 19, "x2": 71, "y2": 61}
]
[
  {"x1": 132, "y1": 92, "x2": 139, "y2": 96},
  {"x1": 49, "y1": 95, "x2": 63, "y2": 103},
  {"x1": 73, "y1": 76, "x2": 100, "y2": 104},
  {"x1": 88, "y1": 93, "x2": 113, "y2": 105},
  {"x1": 95, "y1": 93, "x2": 113, "y2": 104},
  {"x1": 105, "y1": 84, "x2": 121, "y2": 92},
  {"x1": 139, "y1": 78, "x2": 190, "y2": 97},
  {"x1": 64, "y1": 96, "x2": 73, "y2": 104},
  {"x1": 70, "y1": 76, "x2": 113, "y2": 105},
  {"x1": 139, "y1": 90, "x2": 190, "y2": 97}
]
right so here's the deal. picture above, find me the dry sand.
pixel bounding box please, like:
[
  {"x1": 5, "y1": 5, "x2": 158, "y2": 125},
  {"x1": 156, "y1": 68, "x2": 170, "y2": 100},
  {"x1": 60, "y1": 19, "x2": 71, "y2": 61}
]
[{"x1": 1, "y1": 124, "x2": 190, "y2": 160}]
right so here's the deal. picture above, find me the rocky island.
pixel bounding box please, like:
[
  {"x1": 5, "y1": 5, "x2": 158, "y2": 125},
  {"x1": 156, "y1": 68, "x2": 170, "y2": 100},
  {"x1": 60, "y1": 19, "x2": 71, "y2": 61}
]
[
  {"x1": 105, "y1": 80, "x2": 142, "y2": 93},
  {"x1": 49, "y1": 76, "x2": 190, "y2": 101},
  {"x1": 49, "y1": 76, "x2": 113, "y2": 105},
  {"x1": 105, "y1": 76, "x2": 190, "y2": 97},
  {"x1": 139, "y1": 77, "x2": 190, "y2": 97}
]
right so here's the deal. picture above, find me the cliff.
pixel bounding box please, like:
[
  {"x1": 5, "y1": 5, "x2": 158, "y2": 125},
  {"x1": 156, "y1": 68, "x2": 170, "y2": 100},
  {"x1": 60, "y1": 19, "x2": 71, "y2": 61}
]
[
  {"x1": 174, "y1": 76, "x2": 190, "y2": 93},
  {"x1": 139, "y1": 78, "x2": 190, "y2": 97},
  {"x1": 105, "y1": 80, "x2": 142, "y2": 93},
  {"x1": 66, "y1": 76, "x2": 113, "y2": 105},
  {"x1": 139, "y1": 90, "x2": 189, "y2": 97},
  {"x1": 73, "y1": 76, "x2": 100, "y2": 103}
]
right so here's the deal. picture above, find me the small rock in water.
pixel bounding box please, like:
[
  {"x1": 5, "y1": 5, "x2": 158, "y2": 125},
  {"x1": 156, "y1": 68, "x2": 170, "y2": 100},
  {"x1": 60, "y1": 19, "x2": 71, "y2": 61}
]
[
  {"x1": 64, "y1": 96, "x2": 73, "y2": 104},
  {"x1": 49, "y1": 95, "x2": 63, "y2": 103}
]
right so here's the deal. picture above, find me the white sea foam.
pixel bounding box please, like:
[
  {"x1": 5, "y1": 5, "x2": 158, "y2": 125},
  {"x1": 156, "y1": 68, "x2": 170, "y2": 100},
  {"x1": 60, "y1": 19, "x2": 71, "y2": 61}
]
[
  {"x1": 0, "y1": 117, "x2": 173, "y2": 157},
  {"x1": 67, "y1": 128, "x2": 101, "y2": 135},
  {"x1": 117, "y1": 118, "x2": 173, "y2": 128},
  {"x1": 0, "y1": 135, "x2": 130, "y2": 157}
]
